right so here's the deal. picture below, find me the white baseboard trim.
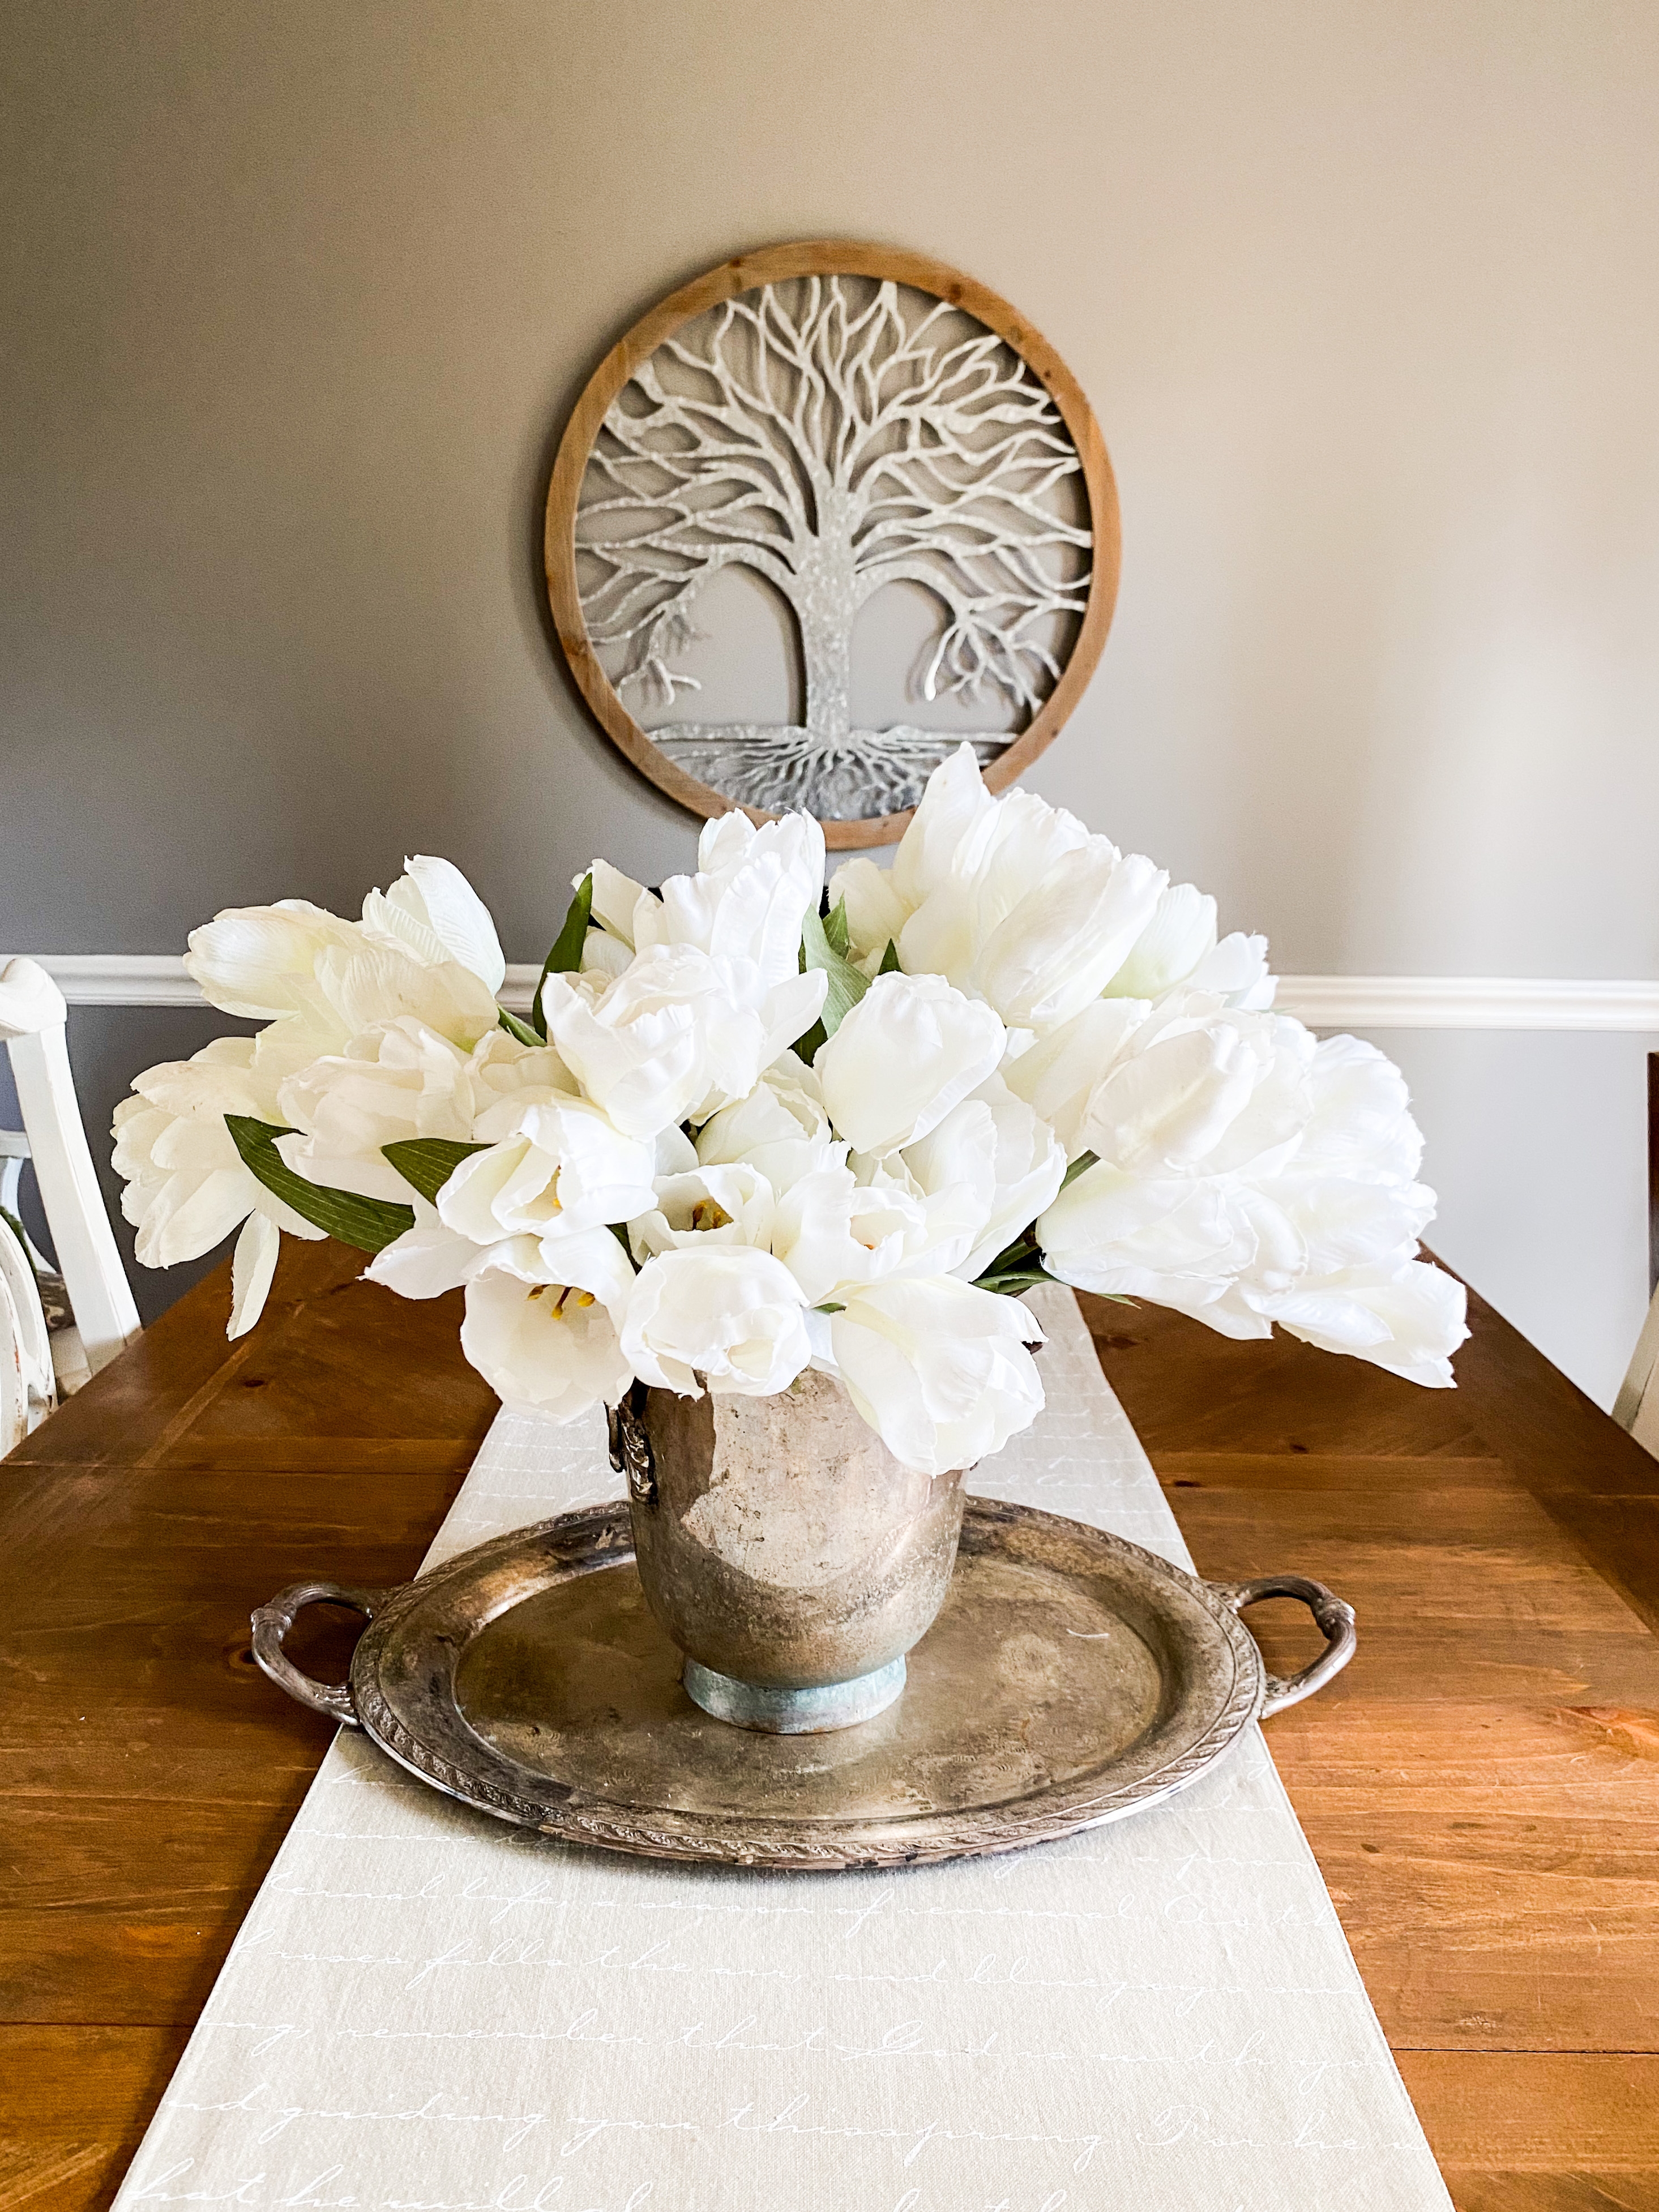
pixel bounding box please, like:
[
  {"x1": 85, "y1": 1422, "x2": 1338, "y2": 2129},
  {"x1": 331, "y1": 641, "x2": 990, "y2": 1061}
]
[{"x1": 20, "y1": 955, "x2": 1659, "y2": 1033}]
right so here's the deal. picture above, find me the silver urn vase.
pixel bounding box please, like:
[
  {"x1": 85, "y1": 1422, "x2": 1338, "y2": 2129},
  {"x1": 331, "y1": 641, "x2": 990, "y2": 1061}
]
[{"x1": 609, "y1": 1368, "x2": 966, "y2": 1734}]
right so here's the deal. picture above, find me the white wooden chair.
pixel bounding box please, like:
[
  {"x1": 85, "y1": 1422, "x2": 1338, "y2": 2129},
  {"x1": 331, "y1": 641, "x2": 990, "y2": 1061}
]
[
  {"x1": 1614, "y1": 1051, "x2": 1659, "y2": 1454},
  {"x1": 0, "y1": 1206, "x2": 57, "y2": 1450},
  {"x1": 0, "y1": 959, "x2": 141, "y2": 1432}
]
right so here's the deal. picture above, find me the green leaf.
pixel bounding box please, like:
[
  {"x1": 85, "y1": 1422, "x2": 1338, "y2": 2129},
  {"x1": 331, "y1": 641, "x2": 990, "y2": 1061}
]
[
  {"x1": 792, "y1": 908, "x2": 872, "y2": 1066},
  {"x1": 967, "y1": 1153, "x2": 1102, "y2": 1294},
  {"x1": 972, "y1": 1261, "x2": 1059, "y2": 1297},
  {"x1": 382, "y1": 1137, "x2": 489, "y2": 1206},
  {"x1": 878, "y1": 937, "x2": 901, "y2": 975},
  {"x1": 822, "y1": 897, "x2": 850, "y2": 959},
  {"x1": 498, "y1": 1005, "x2": 542, "y2": 1049},
  {"x1": 225, "y1": 1116, "x2": 414, "y2": 1254},
  {"x1": 532, "y1": 872, "x2": 594, "y2": 1038},
  {"x1": 977, "y1": 1229, "x2": 1040, "y2": 1283}
]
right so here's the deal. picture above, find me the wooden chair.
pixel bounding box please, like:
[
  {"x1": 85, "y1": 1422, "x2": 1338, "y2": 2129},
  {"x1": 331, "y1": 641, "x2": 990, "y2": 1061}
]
[
  {"x1": 0, "y1": 959, "x2": 140, "y2": 1406},
  {"x1": 1613, "y1": 1052, "x2": 1659, "y2": 1452}
]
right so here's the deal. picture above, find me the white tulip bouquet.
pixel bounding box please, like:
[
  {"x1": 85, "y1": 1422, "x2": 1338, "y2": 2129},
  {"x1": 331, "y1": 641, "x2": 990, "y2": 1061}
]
[{"x1": 114, "y1": 747, "x2": 1467, "y2": 1478}]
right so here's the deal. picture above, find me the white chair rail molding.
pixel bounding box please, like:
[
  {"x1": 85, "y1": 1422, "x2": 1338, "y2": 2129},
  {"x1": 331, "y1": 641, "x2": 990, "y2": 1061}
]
[{"x1": 27, "y1": 953, "x2": 1659, "y2": 1032}]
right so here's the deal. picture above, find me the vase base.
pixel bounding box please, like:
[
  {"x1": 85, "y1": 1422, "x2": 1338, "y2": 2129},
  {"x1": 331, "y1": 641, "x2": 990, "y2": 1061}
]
[{"x1": 681, "y1": 1654, "x2": 907, "y2": 1734}]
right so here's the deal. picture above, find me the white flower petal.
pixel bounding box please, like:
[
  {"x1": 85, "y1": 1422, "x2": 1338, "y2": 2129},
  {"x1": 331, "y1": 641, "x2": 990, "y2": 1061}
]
[
  {"x1": 461, "y1": 1253, "x2": 635, "y2": 1422},
  {"x1": 621, "y1": 1247, "x2": 810, "y2": 1398},
  {"x1": 1106, "y1": 882, "x2": 1218, "y2": 1001},
  {"x1": 829, "y1": 1277, "x2": 1044, "y2": 1475},
  {"x1": 228, "y1": 1212, "x2": 282, "y2": 1339},
  {"x1": 361, "y1": 856, "x2": 506, "y2": 993},
  {"x1": 183, "y1": 900, "x2": 363, "y2": 1021},
  {"x1": 816, "y1": 972, "x2": 1005, "y2": 1156}
]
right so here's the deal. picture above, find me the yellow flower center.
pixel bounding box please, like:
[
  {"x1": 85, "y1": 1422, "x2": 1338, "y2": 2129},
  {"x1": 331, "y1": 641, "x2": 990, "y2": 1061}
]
[{"x1": 527, "y1": 1284, "x2": 597, "y2": 1320}]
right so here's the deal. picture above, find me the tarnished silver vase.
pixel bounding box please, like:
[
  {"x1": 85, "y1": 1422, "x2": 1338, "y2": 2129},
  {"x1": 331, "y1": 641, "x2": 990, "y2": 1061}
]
[{"x1": 608, "y1": 1369, "x2": 966, "y2": 1734}]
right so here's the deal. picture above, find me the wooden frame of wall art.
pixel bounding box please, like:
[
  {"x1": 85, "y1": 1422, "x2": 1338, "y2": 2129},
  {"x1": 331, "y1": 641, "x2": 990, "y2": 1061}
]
[{"x1": 545, "y1": 239, "x2": 1120, "y2": 849}]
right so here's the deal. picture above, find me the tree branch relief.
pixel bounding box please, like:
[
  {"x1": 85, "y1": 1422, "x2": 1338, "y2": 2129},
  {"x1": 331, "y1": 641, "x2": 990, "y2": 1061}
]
[{"x1": 573, "y1": 276, "x2": 1092, "y2": 819}]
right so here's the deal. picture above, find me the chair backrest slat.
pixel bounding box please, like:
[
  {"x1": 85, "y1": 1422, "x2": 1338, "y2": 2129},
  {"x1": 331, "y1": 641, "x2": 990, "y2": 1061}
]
[{"x1": 1, "y1": 959, "x2": 140, "y2": 1375}]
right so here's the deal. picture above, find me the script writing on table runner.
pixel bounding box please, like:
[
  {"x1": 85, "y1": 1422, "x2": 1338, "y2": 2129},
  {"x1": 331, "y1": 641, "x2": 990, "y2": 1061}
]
[{"x1": 114, "y1": 1288, "x2": 1450, "y2": 2212}]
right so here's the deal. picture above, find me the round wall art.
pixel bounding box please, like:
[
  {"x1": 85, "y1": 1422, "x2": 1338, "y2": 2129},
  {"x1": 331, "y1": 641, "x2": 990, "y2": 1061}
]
[{"x1": 545, "y1": 241, "x2": 1119, "y2": 847}]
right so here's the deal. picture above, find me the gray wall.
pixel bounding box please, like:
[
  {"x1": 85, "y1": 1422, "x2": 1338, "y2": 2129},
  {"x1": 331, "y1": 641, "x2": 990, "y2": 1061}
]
[{"x1": 4, "y1": 1, "x2": 1657, "y2": 1394}]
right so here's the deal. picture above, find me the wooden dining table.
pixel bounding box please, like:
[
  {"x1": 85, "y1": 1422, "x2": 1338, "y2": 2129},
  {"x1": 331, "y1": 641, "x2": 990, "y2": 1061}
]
[{"x1": 2, "y1": 1234, "x2": 1657, "y2": 2211}]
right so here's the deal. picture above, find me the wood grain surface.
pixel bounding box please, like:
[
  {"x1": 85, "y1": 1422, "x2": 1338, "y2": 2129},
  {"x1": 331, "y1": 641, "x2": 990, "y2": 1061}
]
[{"x1": 3, "y1": 1239, "x2": 1657, "y2": 2208}]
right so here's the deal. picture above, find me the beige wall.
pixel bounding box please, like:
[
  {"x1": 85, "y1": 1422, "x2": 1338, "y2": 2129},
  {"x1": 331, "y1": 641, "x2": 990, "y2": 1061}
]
[{"x1": 4, "y1": 0, "x2": 1657, "y2": 1399}]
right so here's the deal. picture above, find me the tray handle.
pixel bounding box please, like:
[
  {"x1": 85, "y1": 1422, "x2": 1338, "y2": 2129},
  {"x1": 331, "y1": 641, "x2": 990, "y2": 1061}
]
[
  {"x1": 250, "y1": 1580, "x2": 390, "y2": 1728},
  {"x1": 1217, "y1": 1573, "x2": 1357, "y2": 1716}
]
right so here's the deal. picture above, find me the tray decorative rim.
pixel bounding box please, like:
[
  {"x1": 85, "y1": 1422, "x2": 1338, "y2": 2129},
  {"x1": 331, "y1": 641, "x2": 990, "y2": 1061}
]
[{"x1": 253, "y1": 1497, "x2": 1355, "y2": 1872}]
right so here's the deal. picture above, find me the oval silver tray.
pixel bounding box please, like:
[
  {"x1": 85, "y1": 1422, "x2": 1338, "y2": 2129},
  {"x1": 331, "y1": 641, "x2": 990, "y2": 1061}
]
[{"x1": 253, "y1": 1498, "x2": 1355, "y2": 1872}]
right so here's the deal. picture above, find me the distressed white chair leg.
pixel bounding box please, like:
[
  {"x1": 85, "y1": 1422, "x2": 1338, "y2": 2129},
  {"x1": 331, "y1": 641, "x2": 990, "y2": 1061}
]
[
  {"x1": 0, "y1": 1215, "x2": 56, "y2": 1449},
  {"x1": 0, "y1": 1263, "x2": 27, "y2": 1455},
  {"x1": 0, "y1": 1137, "x2": 51, "y2": 1270},
  {"x1": 0, "y1": 959, "x2": 141, "y2": 1376}
]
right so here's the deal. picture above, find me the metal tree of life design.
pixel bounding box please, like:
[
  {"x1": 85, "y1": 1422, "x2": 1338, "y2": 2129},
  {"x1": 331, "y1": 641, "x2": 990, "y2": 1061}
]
[{"x1": 549, "y1": 246, "x2": 1119, "y2": 841}]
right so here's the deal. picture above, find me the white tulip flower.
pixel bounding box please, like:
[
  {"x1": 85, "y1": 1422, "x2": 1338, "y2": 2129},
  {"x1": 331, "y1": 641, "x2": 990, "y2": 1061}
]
[
  {"x1": 542, "y1": 945, "x2": 826, "y2": 1138},
  {"x1": 1252, "y1": 1259, "x2": 1469, "y2": 1387},
  {"x1": 1078, "y1": 1004, "x2": 1312, "y2": 1181},
  {"x1": 816, "y1": 972, "x2": 1005, "y2": 1156},
  {"x1": 830, "y1": 858, "x2": 910, "y2": 972},
  {"x1": 866, "y1": 1153, "x2": 988, "y2": 1280},
  {"x1": 467, "y1": 1027, "x2": 583, "y2": 1118},
  {"x1": 1247, "y1": 1171, "x2": 1435, "y2": 1285},
  {"x1": 580, "y1": 927, "x2": 634, "y2": 981},
  {"x1": 366, "y1": 1062, "x2": 637, "y2": 1304},
  {"x1": 1038, "y1": 1158, "x2": 1257, "y2": 1309},
  {"x1": 364, "y1": 1204, "x2": 496, "y2": 1301},
  {"x1": 831, "y1": 747, "x2": 1166, "y2": 1034},
  {"x1": 948, "y1": 790, "x2": 1166, "y2": 1030},
  {"x1": 113, "y1": 1037, "x2": 325, "y2": 1338},
  {"x1": 771, "y1": 1160, "x2": 930, "y2": 1306},
  {"x1": 437, "y1": 1098, "x2": 657, "y2": 1246},
  {"x1": 1291, "y1": 1033, "x2": 1425, "y2": 1186},
  {"x1": 1186, "y1": 932, "x2": 1276, "y2": 1009},
  {"x1": 621, "y1": 1247, "x2": 811, "y2": 1397},
  {"x1": 905, "y1": 1077, "x2": 1065, "y2": 1283},
  {"x1": 635, "y1": 812, "x2": 824, "y2": 982},
  {"x1": 1034, "y1": 1003, "x2": 1316, "y2": 1309},
  {"x1": 1001, "y1": 998, "x2": 1148, "y2": 1160},
  {"x1": 550, "y1": 816, "x2": 826, "y2": 1135},
  {"x1": 309, "y1": 944, "x2": 501, "y2": 1054},
  {"x1": 274, "y1": 1018, "x2": 480, "y2": 1203},
  {"x1": 629, "y1": 1162, "x2": 776, "y2": 1261},
  {"x1": 186, "y1": 889, "x2": 500, "y2": 1059},
  {"x1": 360, "y1": 855, "x2": 507, "y2": 993},
  {"x1": 696, "y1": 1054, "x2": 837, "y2": 1196},
  {"x1": 536, "y1": 952, "x2": 702, "y2": 1136},
  {"x1": 887, "y1": 741, "x2": 995, "y2": 910},
  {"x1": 183, "y1": 900, "x2": 365, "y2": 1021},
  {"x1": 819, "y1": 1277, "x2": 1046, "y2": 1477},
  {"x1": 460, "y1": 1230, "x2": 637, "y2": 1421},
  {"x1": 587, "y1": 856, "x2": 648, "y2": 948},
  {"x1": 272, "y1": 1020, "x2": 578, "y2": 1205}
]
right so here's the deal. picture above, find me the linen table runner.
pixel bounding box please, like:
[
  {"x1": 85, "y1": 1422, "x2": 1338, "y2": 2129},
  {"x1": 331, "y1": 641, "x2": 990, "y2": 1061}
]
[{"x1": 114, "y1": 1288, "x2": 1451, "y2": 2211}]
